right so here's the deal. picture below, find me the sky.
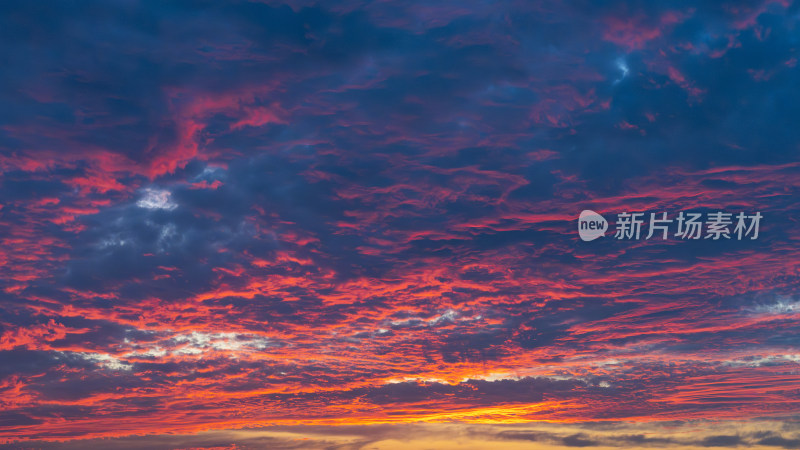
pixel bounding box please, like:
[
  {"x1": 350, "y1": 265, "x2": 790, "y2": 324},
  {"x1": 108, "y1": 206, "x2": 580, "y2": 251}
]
[{"x1": 1, "y1": 0, "x2": 800, "y2": 449}]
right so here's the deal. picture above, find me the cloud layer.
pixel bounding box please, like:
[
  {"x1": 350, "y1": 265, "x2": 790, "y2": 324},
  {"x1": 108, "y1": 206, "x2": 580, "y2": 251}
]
[{"x1": 1, "y1": 0, "x2": 800, "y2": 446}]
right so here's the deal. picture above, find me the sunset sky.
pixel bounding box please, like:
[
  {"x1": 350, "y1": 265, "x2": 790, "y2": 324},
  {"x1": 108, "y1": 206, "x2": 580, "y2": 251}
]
[{"x1": 2, "y1": 1, "x2": 800, "y2": 449}]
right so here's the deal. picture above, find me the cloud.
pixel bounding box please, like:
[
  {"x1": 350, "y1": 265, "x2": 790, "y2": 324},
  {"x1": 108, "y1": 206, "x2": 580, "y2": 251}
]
[
  {"x1": 136, "y1": 189, "x2": 178, "y2": 211},
  {"x1": 2, "y1": 0, "x2": 800, "y2": 445}
]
